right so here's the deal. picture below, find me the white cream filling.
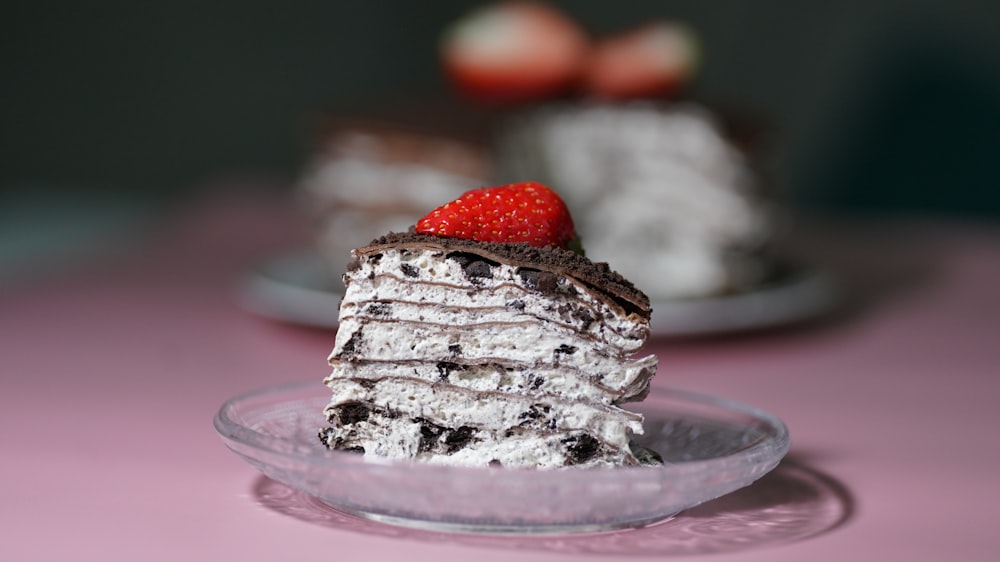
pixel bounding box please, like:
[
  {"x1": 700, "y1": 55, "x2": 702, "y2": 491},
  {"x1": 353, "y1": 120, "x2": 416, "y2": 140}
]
[
  {"x1": 323, "y1": 377, "x2": 642, "y2": 448},
  {"x1": 333, "y1": 316, "x2": 653, "y2": 380},
  {"x1": 342, "y1": 277, "x2": 646, "y2": 351},
  {"x1": 320, "y1": 413, "x2": 635, "y2": 469},
  {"x1": 322, "y1": 244, "x2": 657, "y2": 468},
  {"x1": 325, "y1": 355, "x2": 655, "y2": 404},
  {"x1": 342, "y1": 248, "x2": 648, "y2": 342}
]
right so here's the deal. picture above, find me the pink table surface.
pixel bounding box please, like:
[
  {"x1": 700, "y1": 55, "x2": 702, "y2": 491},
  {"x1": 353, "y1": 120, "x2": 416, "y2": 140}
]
[{"x1": 3, "y1": 186, "x2": 999, "y2": 561}]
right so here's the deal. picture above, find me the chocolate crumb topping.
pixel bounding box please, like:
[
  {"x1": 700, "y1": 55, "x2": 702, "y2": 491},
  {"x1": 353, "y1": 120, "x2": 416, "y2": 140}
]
[
  {"x1": 338, "y1": 328, "x2": 363, "y2": 359},
  {"x1": 444, "y1": 426, "x2": 476, "y2": 453},
  {"x1": 562, "y1": 433, "x2": 601, "y2": 465},
  {"x1": 447, "y1": 251, "x2": 498, "y2": 280},
  {"x1": 317, "y1": 427, "x2": 334, "y2": 446},
  {"x1": 364, "y1": 302, "x2": 391, "y2": 317},
  {"x1": 416, "y1": 418, "x2": 445, "y2": 452},
  {"x1": 352, "y1": 232, "x2": 651, "y2": 320},
  {"x1": 517, "y1": 267, "x2": 559, "y2": 293},
  {"x1": 435, "y1": 361, "x2": 463, "y2": 380},
  {"x1": 337, "y1": 402, "x2": 370, "y2": 425},
  {"x1": 555, "y1": 344, "x2": 577, "y2": 355}
]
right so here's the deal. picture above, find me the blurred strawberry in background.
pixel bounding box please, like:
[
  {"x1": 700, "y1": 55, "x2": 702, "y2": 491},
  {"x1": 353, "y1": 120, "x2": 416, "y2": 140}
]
[
  {"x1": 440, "y1": 2, "x2": 700, "y2": 105},
  {"x1": 582, "y1": 20, "x2": 699, "y2": 100},
  {"x1": 440, "y1": 1, "x2": 589, "y2": 105}
]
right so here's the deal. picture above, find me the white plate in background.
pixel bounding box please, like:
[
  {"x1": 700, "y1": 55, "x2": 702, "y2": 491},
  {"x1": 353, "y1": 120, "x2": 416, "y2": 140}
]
[{"x1": 238, "y1": 251, "x2": 837, "y2": 337}]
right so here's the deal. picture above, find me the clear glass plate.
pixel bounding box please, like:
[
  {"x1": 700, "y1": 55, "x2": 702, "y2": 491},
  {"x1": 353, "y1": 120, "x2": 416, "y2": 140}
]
[{"x1": 214, "y1": 382, "x2": 790, "y2": 534}]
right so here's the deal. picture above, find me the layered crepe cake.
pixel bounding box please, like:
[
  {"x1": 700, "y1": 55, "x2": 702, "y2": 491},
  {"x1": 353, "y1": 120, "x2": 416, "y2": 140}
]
[{"x1": 318, "y1": 182, "x2": 660, "y2": 469}]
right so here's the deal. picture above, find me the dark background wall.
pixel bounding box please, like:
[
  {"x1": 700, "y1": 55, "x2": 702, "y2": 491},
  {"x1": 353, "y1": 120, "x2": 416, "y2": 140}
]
[{"x1": 3, "y1": 0, "x2": 999, "y2": 217}]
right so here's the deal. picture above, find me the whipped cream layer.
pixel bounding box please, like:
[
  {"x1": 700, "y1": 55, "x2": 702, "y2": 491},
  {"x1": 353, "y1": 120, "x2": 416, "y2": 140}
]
[
  {"x1": 324, "y1": 359, "x2": 654, "y2": 404},
  {"x1": 323, "y1": 377, "x2": 642, "y2": 449},
  {"x1": 319, "y1": 233, "x2": 658, "y2": 469}
]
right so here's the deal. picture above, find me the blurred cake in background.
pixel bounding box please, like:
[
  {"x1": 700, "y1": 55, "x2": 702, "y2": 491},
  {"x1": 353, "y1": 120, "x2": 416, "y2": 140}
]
[
  {"x1": 438, "y1": 1, "x2": 773, "y2": 300},
  {"x1": 297, "y1": 120, "x2": 490, "y2": 274},
  {"x1": 494, "y1": 101, "x2": 771, "y2": 300}
]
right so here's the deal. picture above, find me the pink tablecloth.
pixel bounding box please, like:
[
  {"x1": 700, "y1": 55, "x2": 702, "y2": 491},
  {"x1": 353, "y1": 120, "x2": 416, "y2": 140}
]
[{"x1": 3, "y1": 187, "x2": 998, "y2": 561}]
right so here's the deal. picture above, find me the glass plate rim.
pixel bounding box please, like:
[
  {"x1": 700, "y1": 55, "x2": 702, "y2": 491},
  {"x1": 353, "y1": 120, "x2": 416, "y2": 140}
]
[{"x1": 214, "y1": 381, "x2": 791, "y2": 478}]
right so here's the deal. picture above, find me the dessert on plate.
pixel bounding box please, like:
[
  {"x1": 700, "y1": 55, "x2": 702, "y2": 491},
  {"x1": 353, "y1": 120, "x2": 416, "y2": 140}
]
[{"x1": 318, "y1": 181, "x2": 660, "y2": 469}]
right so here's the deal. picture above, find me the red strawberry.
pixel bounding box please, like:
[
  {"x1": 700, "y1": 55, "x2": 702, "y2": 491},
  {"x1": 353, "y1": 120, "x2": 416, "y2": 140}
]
[
  {"x1": 440, "y1": 1, "x2": 589, "y2": 105},
  {"x1": 583, "y1": 21, "x2": 699, "y2": 99},
  {"x1": 415, "y1": 182, "x2": 576, "y2": 249}
]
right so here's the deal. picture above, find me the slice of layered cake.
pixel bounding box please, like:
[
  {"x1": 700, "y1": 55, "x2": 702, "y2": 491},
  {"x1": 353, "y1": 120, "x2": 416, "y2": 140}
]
[{"x1": 318, "y1": 182, "x2": 659, "y2": 469}]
